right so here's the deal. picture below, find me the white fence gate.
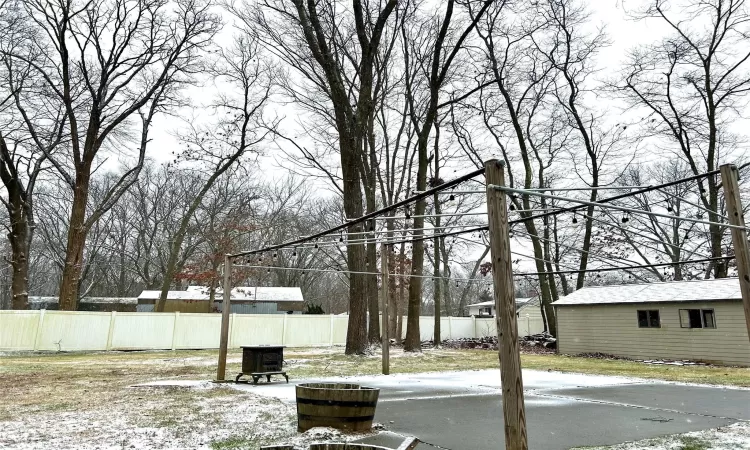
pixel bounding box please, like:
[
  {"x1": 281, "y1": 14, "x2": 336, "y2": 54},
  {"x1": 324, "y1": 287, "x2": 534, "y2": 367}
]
[{"x1": 0, "y1": 310, "x2": 545, "y2": 352}]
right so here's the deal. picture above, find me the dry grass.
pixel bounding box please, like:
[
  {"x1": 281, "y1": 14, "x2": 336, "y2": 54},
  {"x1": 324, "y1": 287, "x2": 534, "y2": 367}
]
[
  {"x1": 521, "y1": 354, "x2": 750, "y2": 387},
  {"x1": 1, "y1": 347, "x2": 749, "y2": 448}
]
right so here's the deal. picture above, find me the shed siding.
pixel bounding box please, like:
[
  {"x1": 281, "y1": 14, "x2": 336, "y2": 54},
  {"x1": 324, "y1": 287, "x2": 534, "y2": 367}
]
[{"x1": 556, "y1": 301, "x2": 750, "y2": 366}]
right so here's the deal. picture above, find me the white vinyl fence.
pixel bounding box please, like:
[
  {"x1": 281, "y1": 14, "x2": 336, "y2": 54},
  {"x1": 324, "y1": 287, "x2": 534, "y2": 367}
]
[{"x1": 0, "y1": 310, "x2": 545, "y2": 352}]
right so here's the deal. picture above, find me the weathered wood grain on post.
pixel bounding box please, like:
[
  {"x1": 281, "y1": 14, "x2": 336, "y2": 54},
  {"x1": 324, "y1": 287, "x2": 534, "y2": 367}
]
[
  {"x1": 485, "y1": 159, "x2": 528, "y2": 450},
  {"x1": 720, "y1": 164, "x2": 750, "y2": 343},
  {"x1": 216, "y1": 254, "x2": 232, "y2": 381}
]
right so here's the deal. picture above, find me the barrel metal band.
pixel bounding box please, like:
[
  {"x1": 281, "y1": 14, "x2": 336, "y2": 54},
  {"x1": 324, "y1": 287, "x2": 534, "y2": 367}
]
[
  {"x1": 296, "y1": 398, "x2": 378, "y2": 408},
  {"x1": 297, "y1": 414, "x2": 375, "y2": 422}
]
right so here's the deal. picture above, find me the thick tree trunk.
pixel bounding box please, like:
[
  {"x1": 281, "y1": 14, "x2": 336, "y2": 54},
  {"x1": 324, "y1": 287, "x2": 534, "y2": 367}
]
[
  {"x1": 9, "y1": 209, "x2": 29, "y2": 310},
  {"x1": 404, "y1": 198, "x2": 426, "y2": 351},
  {"x1": 432, "y1": 191, "x2": 442, "y2": 346},
  {"x1": 367, "y1": 237, "x2": 380, "y2": 344},
  {"x1": 58, "y1": 170, "x2": 92, "y2": 310},
  {"x1": 708, "y1": 184, "x2": 726, "y2": 278},
  {"x1": 341, "y1": 138, "x2": 368, "y2": 355},
  {"x1": 157, "y1": 236, "x2": 185, "y2": 312},
  {"x1": 394, "y1": 241, "x2": 406, "y2": 344}
]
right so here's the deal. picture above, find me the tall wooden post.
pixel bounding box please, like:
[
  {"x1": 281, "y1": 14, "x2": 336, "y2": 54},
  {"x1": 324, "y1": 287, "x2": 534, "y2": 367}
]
[
  {"x1": 485, "y1": 159, "x2": 528, "y2": 450},
  {"x1": 216, "y1": 254, "x2": 232, "y2": 381},
  {"x1": 720, "y1": 164, "x2": 750, "y2": 343},
  {"x1": 381, "y1": 243, "x2": 391, "y2": 375}
]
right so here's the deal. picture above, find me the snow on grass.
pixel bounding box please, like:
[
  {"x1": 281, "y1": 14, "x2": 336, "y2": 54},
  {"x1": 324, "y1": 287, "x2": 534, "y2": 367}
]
[
  {"x1": 575, "y1": 422, "x2": 750, "y2": 450},
  {"x1": 0, "y1": 385, "x2": 298, "y2": 449}
]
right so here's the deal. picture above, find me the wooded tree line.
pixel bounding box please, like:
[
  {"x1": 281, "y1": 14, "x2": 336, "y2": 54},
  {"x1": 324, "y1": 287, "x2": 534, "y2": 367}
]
[{"x1": 2, "y1": 0, "x2": 749, "y2": 354}]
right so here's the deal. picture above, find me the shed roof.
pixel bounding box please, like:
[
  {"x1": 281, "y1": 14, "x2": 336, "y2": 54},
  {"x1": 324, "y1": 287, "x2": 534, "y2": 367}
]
[
  {"x1": 467, "y1": 297, "x2": 537, "y2": 308},
  {"x1": 29, "y1": 296, "x2": 137, "y2": 304},
  {"x1": 552, "y1": 278, "x2": 742, "y2": 306},
  {"x1": 137, "y1": 286, "x2": 304, "y2": 303}
]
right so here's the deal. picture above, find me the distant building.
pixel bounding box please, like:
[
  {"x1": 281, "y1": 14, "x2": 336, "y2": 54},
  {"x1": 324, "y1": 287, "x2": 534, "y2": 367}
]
[
  {"x1": 28, "y1": 296, "x2": 137, "y2": 312},
  {"x1": 553, "y1": 278, "x2": 750, "y2": 366},
  {"x1": 136, "y1": 286, "x2": 305, "y2": 314},
  {"x1": 467, "y1": 297, "x2": 541, "y2": 319}
]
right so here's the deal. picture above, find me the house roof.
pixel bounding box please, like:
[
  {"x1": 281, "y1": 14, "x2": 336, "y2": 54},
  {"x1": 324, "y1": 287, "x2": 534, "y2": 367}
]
[
  {"x1": 137, "y1": 286, "x2": 304, "y2": 303},
  {"x1": 28, "y1": 296, "x2": 137, "y2": 304},
  {"x1": 467, "y1": 297, "x2": 537, "y2": 309},
  {"x1": 552, "y1": 278, "x2": 742, "y2": 306}
]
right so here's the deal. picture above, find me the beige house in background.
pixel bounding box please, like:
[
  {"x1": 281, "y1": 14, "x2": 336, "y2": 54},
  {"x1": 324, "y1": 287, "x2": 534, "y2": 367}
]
[{"x1": 553, "y1": 278, "x2": 750, "y2": 366}]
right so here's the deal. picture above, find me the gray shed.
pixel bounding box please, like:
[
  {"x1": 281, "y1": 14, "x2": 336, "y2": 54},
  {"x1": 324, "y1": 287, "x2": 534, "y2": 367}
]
[{"x1": 552, "y1": 278, "x2": 750, "y2": 366}]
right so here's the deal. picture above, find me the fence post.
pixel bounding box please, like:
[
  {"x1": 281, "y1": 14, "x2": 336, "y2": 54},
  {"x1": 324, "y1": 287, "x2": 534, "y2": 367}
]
[
  {"x1": 472, "y1": 315, "x2": 477, "y2": 338},
  {"x1": 447, "y1": 316, "x2": 453, "y2": 340},
  {"x1": 526, "y1": 314, "x2": 530, "y2": 337},
  {"x1": 171, "y1": 311, "x2": 180, "y2": 351},
  {"x1": 329, "y1": 315, "x2": 335, "y2": 347},
  {"x1": 106, "y1": 311, "x2": 117, "y2": 350},
  {"x1": 229, "y1": 313, "x2": 236, "y2": 349},
  {"x1": 33, "y1": 309, "x2": 46, "y2": 351},
  {"x1": 282, "y1": 313, "x2": 288, "y2": 346}
]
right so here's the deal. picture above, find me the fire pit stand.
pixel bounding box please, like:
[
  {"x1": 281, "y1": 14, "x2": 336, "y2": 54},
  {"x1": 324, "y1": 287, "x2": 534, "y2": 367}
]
[{"x1": 235, "y1": 345, "x2": 289, "y2": 384}]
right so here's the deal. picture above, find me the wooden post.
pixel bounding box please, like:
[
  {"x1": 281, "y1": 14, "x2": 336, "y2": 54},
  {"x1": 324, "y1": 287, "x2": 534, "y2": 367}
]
[
  {"x1": 381, "y1": 243, "x2": 391, "y2": 375},
  {"x1": 720, "y1": 164, "x2": 750, "y2": 343},
  {"x1": 216, "y1": 254, "x2": 232, "y2": 381},
  {"x1": 485, "y1": 159, "x2": 528, "y2": 450}
]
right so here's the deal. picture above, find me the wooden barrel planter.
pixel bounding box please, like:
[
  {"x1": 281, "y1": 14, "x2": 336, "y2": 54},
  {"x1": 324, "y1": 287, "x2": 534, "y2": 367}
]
[{"x1": 296, "y1": 383, "x2": 380, "y2": 432}]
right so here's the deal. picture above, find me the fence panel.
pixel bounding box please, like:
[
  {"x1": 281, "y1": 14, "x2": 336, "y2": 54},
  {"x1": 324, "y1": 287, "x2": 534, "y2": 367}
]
[
  {"x1": 449, "y1": 317, "x2": 474, "y2": 339},
  {"x1": 231, "y1": 314, "x2": 285, "y2": 347},
  {"x1": 174, "y1": 313, "x2": 222, "y2": 349},
  {"x1": 284, "y1": 315, "x2": 331, "y2": 346},
  {"x1": 0, "y1": 311, "x2": 40, "y2": 350},
  {"x1": 38, "y1": 311, "x2": 111, "y2": 351},
  {"x1": 110, "y1": 312, "x2": 175, "y2": 350},
  {"x1": 475, "y1": 318, "x2": 497, "y2": 337},
  {"x1": 0, "y1": 310, "x2": 546, "y2": 352},
  {"x1": 331, "y1": 316, "x2": 348, "y2": 345}
]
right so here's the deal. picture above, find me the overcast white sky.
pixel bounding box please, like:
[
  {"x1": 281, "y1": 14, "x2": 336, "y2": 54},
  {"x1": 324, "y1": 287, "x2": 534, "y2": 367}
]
[{"x1": 146, "y1": 0, "x2": 664, "y2": 172}]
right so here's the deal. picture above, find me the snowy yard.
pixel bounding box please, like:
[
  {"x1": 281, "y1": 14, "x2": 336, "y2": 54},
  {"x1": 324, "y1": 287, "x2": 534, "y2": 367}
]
[
  {"x1": 1, "y1": 348, "x2": 749, "y2": 449},
  {"x1": 0, "y1": 347, "x2": 501, "y2": 449}
]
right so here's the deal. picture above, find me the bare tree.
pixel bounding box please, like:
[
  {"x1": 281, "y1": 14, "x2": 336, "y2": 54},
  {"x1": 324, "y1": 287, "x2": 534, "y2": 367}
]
[
  {"x1": 0, "y1": 0, "x2": 62, "y2": 309},
  {"x1": 400, "y1": 0, "x2": 494, "y2": 352},
  {"x1": 7, "y1": 0, "x2": 219, "y2": 309},
  {"x1": 155, "y1": 34, "x2": 273, "y2": 312},
  {"x1": 618, "y1": 0, "x2": 750, "y2": 278},
  {"x1": 241, "y1": 0, "x2": 398, "y2": 354}
]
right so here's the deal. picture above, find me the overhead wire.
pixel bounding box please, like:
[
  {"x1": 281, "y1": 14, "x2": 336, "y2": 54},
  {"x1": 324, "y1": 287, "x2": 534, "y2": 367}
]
[
  {"x1": 231, "y1": 166, "x2": 486, "y2": 258},
  {"x1": 494, "y1": 184, "x2": 749, "y2": 231}
]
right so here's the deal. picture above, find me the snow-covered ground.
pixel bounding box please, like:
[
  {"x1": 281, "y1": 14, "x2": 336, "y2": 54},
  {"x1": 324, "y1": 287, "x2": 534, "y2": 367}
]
[
  {"x1": 578, "y1": 422, "x2": 750, "y2": 450},
  {"x1": 0, "y1": 384, "x2": 297, "y2": 449}
]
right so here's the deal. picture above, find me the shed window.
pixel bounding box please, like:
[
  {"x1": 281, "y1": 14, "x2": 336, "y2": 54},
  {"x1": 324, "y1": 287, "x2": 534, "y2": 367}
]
[
  {"x1": 637, "y1": 310, "x2": 660, "y2": 328},
  {"x1": 679, "y1": 309, "x2": 716, "y2": 329}
]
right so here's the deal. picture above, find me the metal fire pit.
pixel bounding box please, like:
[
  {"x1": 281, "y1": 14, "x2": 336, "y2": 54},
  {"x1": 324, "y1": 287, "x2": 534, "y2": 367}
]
[{"x1": 235, "y1": 345, "x2": 289, "y2": 384}]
